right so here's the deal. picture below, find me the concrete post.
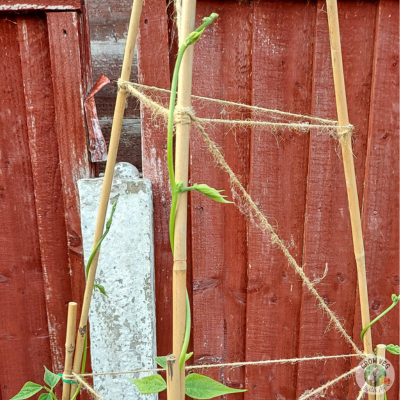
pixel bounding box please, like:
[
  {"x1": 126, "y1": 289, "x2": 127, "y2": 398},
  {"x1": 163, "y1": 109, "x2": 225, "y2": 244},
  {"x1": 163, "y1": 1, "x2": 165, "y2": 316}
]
[{"x1": 78, "y1": 162, "x2": 157, "y2": 400}]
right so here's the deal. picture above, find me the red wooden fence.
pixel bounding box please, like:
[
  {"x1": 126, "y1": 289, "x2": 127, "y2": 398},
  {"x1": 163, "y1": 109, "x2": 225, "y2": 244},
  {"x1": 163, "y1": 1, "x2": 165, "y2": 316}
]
[
  {"x1": 0, "y1": 4, "x2": 93, "y2": 399},
  {"x1": 0, "y1": 1, "x2": 397, "y2": 399},
  {"x1": 138, "y1": 1, "x2": 399, "y2": 399}
]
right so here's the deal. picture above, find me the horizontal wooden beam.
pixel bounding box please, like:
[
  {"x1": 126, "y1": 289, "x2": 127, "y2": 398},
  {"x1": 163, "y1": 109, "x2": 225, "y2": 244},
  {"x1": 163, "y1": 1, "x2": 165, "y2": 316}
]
[{"x1": 0, "y1": 0, "x2": 81, "y2": 11}]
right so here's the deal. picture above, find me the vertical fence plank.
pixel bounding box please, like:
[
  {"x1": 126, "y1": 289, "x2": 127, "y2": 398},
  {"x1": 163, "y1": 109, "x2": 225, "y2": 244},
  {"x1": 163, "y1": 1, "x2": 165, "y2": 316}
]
[
  {"x1": 137, "y1": 2, "x2": 171, "y2": 396},
  {"x1": 47, "y1": 14, "x2": 93, "y2": 398},
  {"x1": 47, "y1": 11, "x2": 91, "y2": 315},
  {"x1": 296, "y1": 1, "x2": 377, "y2": 398},
  {"x1": 190, "y1": 2, "x2": 252, "y2": 396},
  {"x1": 349, "y1": 1, "x2": 399, "y2": 398},
  {"x1": 245, "y1": 2, "x2": 316, "y2": 399},
  {"x1": 0, "y1": 15, "x2": 52, "y2": 400},
  {"x1": 17, "y1": 16, "x2": 72, "y2": 385}
]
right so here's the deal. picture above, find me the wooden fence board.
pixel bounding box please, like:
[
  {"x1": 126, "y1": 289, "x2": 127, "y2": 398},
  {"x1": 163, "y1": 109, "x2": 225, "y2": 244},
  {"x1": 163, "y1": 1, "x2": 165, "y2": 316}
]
[
  {"x1": 17, "y1": 15, "x2": 72, "y2": 386},
  {"x1": 245, "y1": 2, "x2": 315, "y2": 399},
  {"x1": 47, "y1": 11, "x2": 91, "y2": 313},
  {"x1": 349, "y1": 1, "x2": 399, "y2": 398},
  {"x1": 47, "y1": 14, "x2": 94, "y2": 398},
  {"x1": 296, "y1": 1, "x2": 377, "y2": 398},
  {"x1": 137, "y1": 3, "x2": 171, "y2": 396},
  {"x1": 0, "y1": 15, "x2": 52, "y2": 399},
  {"x1": 190, "y1": 2, "x2": 252, "y2": 396}
]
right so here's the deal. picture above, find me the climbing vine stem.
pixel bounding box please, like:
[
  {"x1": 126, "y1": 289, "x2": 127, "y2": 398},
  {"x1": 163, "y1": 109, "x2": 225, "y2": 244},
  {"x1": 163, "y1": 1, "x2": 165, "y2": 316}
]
[
  {"x1": 361, "y1": 294, "x2": 400, "y2": 343},
  {"x1": 168, "y1": 12, "x2": 220, "y2": 253},
  {"x1": 129, "y1": 13, "x2": 246, "y2": 398},
  {"x1": 166, "y1": 12, "x2": 219, "y2": 369}
]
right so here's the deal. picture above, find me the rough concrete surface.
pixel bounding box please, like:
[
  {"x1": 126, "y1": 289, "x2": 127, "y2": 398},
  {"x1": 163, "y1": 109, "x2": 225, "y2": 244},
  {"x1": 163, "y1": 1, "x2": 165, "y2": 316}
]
[{"x1": 78, "y1": 162, "x2": 157, "y2": 400}]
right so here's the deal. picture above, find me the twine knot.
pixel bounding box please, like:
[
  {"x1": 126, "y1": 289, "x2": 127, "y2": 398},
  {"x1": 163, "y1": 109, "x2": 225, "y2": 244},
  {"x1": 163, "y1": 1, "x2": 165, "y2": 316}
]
[
  {"x1": 336, "y1": 124, "x2": 354, "y2": 138},
  {"x1": 174, "y1": 106, "x2": 195, "y2": 125}
]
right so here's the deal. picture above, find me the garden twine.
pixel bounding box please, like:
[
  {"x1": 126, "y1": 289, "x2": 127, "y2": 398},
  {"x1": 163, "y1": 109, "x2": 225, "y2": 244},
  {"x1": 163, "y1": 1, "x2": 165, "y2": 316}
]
[
  {"x1": 66, "y1": 354, "x2": 364, "y2": 400},
  {"x1": 120, "y1": 80, "x2": 354, "y2": 136},
  {"x1": 298, "y1": 365, "x2": 362, "y2": 400},
  {"x1": 118, "y1": 79, "x2": 362, "y2": 356}
]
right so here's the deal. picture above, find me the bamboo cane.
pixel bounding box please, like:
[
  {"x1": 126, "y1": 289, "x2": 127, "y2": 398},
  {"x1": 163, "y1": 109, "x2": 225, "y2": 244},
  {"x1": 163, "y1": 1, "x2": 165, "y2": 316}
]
[
  {"x1": 70, "y1": 0, "x2": 144, "y2": 396},
  {"x1": 325, "y1": 2, "x2": 374, "y2": 398},
  {"x1": 375, "y1": 344, "x2": 386, "y2": 400},
  {"x1": 62, "y1": 302, "x2": 77, "y2": 400},
  {"x1": 171, "y1": 1, "x2": 197, "y2": 399},
  {"x1": 325, "y1": 0, "x2": 373, "y2": 356}
]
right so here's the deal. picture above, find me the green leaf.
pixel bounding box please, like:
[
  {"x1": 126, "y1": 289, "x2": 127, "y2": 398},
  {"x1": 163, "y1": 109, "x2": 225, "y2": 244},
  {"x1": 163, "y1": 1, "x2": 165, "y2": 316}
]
[
  {"x1": 185, "y1": 373, "x2": 246, "y2": 399},
  {"x1": 128, "y1": 375, "x2": 167, "y2": 394},
  {"x1": 386, "y1": 344, "x2": 400, "y2": 355},
  {"x1": 94, "y1": 283, "x2": 107, "y2": 296},
  {"x1": 154, "y1": 355, "x2": 168, "y2": 369},
  {"x1": 43, "y1": 366, "x2": 61, "y2": 388},
  {"x1": 193, "y1": 184, "x2": 232, "y2": 204},
  {"x1": 38, "y1": 394, "x2": 52, "y2": 400},
  {"x1": 10, "y1": 382, "x2": 43, "y2": 400},
  {"x1": 154, "y1": 353, "x2": 193, "y2": 369}
]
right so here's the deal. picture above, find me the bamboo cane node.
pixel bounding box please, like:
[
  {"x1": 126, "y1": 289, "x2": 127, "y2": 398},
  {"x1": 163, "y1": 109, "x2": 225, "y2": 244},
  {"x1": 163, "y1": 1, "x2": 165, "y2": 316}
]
[
  {"x1": 166, "y1": 355, "x2": 177, "y2": 379},
  {"x1": 78, "y1": 325, "x2": 87, "y2": 337},
  {"x1": 173, "y1": 260, "x2": 187, "y2": 271},
  {"x1": 67, "y1": 344, "x2": 75, "y2": 354},
  {"x1": 355, "y1": 253, "x2": 365, "y2": 261}
]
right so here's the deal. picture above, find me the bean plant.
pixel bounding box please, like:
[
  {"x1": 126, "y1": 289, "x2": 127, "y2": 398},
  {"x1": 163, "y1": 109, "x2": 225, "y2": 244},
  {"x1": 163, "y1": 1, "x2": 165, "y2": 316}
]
[{"x1": 129, "y1": 13, "x2": 246, "y2": 400}]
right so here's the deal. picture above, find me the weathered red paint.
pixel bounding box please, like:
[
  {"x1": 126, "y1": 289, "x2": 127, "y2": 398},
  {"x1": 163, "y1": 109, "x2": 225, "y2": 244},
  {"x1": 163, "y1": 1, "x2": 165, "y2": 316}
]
[
  {"x1": 0, "y1": 15, "x2": 53, "y2": 400},
  {"x1": 139, "y1": 1, "x2": 399, "y2": 399},
  {"x1": 190, "y1": 3, "x2": 251, "y2": 396},
  {"x1": 247, "y1": 2, "x2": 316, "y2": 398},
  {"x1": 1, "y1": 0, "x2": 81, "y2": 11},
  {"x1": 47, "y1": 13, "x2": 93, "y2": 397},
  {"x1": 17, "y1": 16, "x2": 73, "y2": 399},
  {"x1": 47, "y1": 11, "x2": 92, "y2": 313}
]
